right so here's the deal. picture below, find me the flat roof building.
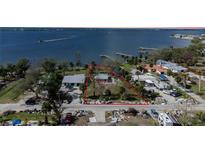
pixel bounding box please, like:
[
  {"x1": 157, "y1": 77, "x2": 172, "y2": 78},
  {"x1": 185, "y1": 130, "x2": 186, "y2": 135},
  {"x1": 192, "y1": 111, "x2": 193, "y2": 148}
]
[
  {"x1": 95, "y1": 73, "x2": 109, "y2": 80},
  {"x1": 156, "y1": 60, "x2": 187, "y2": 73},
  {"x1": 95, "y1": 73, "x2": 112, "y2": 83},
  {"x1": 62, "y1": 74, "x2": 85, "y2": 88}
]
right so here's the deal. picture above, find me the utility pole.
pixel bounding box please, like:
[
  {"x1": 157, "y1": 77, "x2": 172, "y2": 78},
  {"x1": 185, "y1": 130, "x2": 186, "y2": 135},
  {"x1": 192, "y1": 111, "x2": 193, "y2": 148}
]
[{"x1": 199, "y1": 72, "x2": 201, "y2": 93}]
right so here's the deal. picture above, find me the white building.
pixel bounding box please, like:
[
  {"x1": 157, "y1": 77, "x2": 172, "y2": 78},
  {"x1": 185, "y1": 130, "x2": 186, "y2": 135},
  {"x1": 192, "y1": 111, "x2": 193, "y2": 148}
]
[
  {"x1": 61, "y1": 74, "x2": 85, "y2": 89},
  {"x1": 95, "y1": 73, "x2": 112, "y2": 82},
  {"x1": 156, "y1": 60, "x2": 187, "y2": 73}
]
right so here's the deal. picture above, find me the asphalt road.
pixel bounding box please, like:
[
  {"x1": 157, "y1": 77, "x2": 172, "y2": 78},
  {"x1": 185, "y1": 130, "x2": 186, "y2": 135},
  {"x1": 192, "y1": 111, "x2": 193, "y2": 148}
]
[{"x1": 1, "y1": 102, "x2": 205, "y2": 122}]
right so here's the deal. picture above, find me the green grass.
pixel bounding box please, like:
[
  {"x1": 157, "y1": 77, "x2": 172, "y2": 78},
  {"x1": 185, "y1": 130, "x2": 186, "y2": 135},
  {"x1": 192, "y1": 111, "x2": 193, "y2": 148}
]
[
  {"x1": 0, "y1": 112, "x2": 54, "y2": 124},
  {"x1": 87, "y1": 80, "x2": 124, "y2": 97},
  {"x1": 87, "y1": 80, "x2": 141, "y2": 101},
  {"x1": 0, "y1": 79, "x2": 27, "y2": 103},
  {"x1": 64, "y1": 67, "x2": 87, "y2": 75},
  {"x1": 117, "y1": 117, "x2": 158, "y2": 126},
  {"x1": 120, "y1": 63, "x2": 133, "y2": 72},
  {"x1": 191, "y1": 81, "x2": 205, "y2": 99},
  {"x1": 0, "y1": 112, "x2": 45, "y2": 121},
  {"x1": 178, "y1": 112, "x2": 205, "y2": 126}
]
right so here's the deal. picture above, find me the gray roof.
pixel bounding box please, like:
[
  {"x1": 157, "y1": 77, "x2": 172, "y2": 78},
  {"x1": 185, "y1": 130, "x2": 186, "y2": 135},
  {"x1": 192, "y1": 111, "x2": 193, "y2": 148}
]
[
  {"x1": 62, "y1": 74, "x2": 85, "y2": 84},
  {"x1": 156, "y1": 59, "x2": 187, "y2": 72},
  {"x1": 95, "y1": 73, "x2": 109, "y2": 80}
]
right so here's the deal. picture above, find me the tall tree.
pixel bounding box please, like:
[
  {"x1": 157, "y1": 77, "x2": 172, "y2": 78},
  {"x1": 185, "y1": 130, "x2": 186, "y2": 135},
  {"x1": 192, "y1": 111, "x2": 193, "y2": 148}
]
[
  {"x1": 69, "y1": 62, "x2": 74, "y2": 70},
  {"x1": 75, "y1": 51, "x2": 81, "y2": 66},
  {"x1": 24, "y1": 69, "x2": 41, "y2": 98},
  {"x1": 40, "y1": 70, "x2": 63, "y2": 125},
  {"x1": 0, "y1": 65, "x2": 7, "y2": 81},
  {"x1": 6, "y1": 63, "x2": 16, "y2": 80},
  {"x1": 41, "y1": 59, "x2": 56, "y2": 73},
  {"x1": 58, "y1": 61, "x2": 69, "y2": 75},
  {"x1": 16, "y1": 58, "x2": 30, "y2": 78},
  {"x1": 119, "y1": 86, "x2": 126, "y2": 99},
  {"x1": 41, "y1": 101, "x2": 52, "y2": 124}
]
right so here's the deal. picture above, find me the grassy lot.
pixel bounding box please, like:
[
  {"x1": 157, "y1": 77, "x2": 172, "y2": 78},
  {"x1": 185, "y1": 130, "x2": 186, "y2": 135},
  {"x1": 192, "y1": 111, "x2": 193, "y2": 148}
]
[
  {"x1": 0, "y1": 79, "x2": 27, "y2": 103},
  {"x1": 191, "y1": 81, "x2": 205, "y2": 99},
  {"x1": 87, "y1": 81, "x2": 122, "y2": 97},
  {"x1": 87, "y1": 82, "x2": 121, "y2": 100},
  {"x1": 116, "y1": 116, "x2": 158, "y2": 126},
  {"x1": 64, "y1": 68, "x2": 87, "y2": 75},
  {"x1": 0, "y1": 112, "x2": 55, "y2": 125},
  {"x1": 177, "y1": 112, "x2": 205, "y2": 126},
  {"x1": 0, "y1": 112, "x2": 48, "y2": 122},
  {"x1": 120, "y1": 63, "x2": 133, "y2": 72},
  {"x1": 87, "y1": 77, "x2": 142, "y2": 102}
]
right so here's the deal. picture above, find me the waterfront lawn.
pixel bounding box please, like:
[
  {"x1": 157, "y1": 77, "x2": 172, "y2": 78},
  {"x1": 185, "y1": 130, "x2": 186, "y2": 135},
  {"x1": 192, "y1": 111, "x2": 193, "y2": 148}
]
[
  {"x1": 191, "y1": 81, "x2": 205, "y2": 100},
  {"x1": 64, "y1": 67, "x2": 87, "y2": 75},
  {"x1": 0, "y1": 79, "x2": 27, "y2": 103}
]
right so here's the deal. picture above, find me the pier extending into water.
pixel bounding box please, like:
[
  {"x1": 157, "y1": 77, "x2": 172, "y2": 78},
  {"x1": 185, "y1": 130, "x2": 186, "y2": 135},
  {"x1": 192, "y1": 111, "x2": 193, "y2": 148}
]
[
  {"x1": 115, "y1": 52, "x2": 133, "y2": 58},
  {"x1": 100, "y1": 55, "x2": 115, "y2": 62},
  {"x1": 138, "y1": 47, "x2": 158, "y2": 51}
]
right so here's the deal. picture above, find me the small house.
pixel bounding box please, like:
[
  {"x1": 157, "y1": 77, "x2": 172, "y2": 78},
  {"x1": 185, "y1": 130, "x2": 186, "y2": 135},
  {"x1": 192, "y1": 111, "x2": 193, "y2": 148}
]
[
  {"x1": 95, "y1": 73, "x2": 112, "y2": 82},
  {"x1": 62, "y1": 74, "x2": 85, "y2": 89},
  {"x1": 144, "y1": 64, "x2": 167, "y2": 74},
  {"x1": 156, "y1": 60, "x2": 187, "y2": 73}
]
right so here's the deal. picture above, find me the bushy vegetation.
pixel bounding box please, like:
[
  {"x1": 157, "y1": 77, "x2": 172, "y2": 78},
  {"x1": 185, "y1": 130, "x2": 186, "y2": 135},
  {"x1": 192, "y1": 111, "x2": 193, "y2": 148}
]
[{"x1": 148, "y1": 39, "x2": 205, "y2": 66}]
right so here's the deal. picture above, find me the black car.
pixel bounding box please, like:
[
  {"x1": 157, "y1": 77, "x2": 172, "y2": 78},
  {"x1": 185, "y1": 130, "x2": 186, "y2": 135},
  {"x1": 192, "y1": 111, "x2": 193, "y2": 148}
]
[
  {"x1": 151, "y1": 109, "x2": 159, "y2": 117},
  {"x1": 25, "y1": 98, "x2": 37, "y2": 105},
  {"x1": 2, "y1": 110, "x2": 16, "y2": 116},
  {"x1": 64, "y1": 113, "x2": 72, "y2": 125},
  {"x1": 170, "y1": 92, "x2": 181, "y2": 97}
]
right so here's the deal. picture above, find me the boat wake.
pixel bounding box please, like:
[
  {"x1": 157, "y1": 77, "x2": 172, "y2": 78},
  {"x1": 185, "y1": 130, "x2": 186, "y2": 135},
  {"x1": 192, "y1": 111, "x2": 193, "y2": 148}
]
[
  {"x1": 41, "y1": 37, "x2": 69, "y2": 43},
  {"x1": 38, "y1": 35, "x2": 77, "y2": 43}
]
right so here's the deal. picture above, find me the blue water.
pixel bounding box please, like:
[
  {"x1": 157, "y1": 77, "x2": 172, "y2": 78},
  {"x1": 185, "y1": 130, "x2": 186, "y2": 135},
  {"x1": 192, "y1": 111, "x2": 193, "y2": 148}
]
[{"x1": 0, "y1": 28, "x2": 205, "y2": 64}]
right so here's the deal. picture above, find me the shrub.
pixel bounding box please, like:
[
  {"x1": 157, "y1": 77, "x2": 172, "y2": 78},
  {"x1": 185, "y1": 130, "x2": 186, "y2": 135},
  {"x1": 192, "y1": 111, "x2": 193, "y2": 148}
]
[{"x1": 127, "y1": 108, "x2": 139, "y2": 116}]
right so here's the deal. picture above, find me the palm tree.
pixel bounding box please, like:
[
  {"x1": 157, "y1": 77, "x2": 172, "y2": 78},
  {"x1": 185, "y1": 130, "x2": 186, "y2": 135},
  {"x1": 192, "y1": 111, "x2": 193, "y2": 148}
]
[
  {"x1": 41, "y1": 101, "x2": 52, "y2": 124},
  {"x1": 25, "y1": 69, "x2": 41, "y2": 98},
  {"x1": 197, "y1": 70, "x2": 202, "y2": 93},
  {"x1": 0, "y1": 65, "x2": 7, "y2": 81},
  {"x1": 58, "y1": 61, "x2": 69, "y2": 76},
  {"x1": 51, "y1": 101, "x2": 64, "y2": 125},
  {"x1": 69, "y1": 62, "x2": 74, "y2": 70},
  {"x1": 41, "y1": 59, "x2": 56, "y2": 73},
  {"x1": 119, "y1": 86, "x2": 126, "y2": 99},
  {"x1": 181, "y1": 72, "x2": 188, "y2": 88}
]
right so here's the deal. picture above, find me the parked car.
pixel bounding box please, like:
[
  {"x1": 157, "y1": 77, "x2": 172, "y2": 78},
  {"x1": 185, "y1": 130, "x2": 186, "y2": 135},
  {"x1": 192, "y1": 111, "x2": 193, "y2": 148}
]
[
  {"x1": 170, "y1": 91, "x2": 181, "y2": 97},
  {"x1": 64, "y1": 113, "x2": 72, "y2": 125},
  {"x1": 151, "y1": 109, "x2": 159, "y2": 118},
  {"x1": 25, "y1": 98, "x2": 37, "y2": 105},
  {"x1": 2, "y1": 110, "x2": 16, "y2": 116}
]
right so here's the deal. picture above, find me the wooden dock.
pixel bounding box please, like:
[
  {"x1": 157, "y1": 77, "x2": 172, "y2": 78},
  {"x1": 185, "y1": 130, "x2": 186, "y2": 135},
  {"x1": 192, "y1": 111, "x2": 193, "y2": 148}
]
[
  {"x1": 138, "y1": 47, "x2": 158, "y2": 51},
  {"x1": 115, "y1": 52, "x2": 133, "y2": 58},
  {"x1": 100, "y1": 54, "x2": 115, "y2": 62}
]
